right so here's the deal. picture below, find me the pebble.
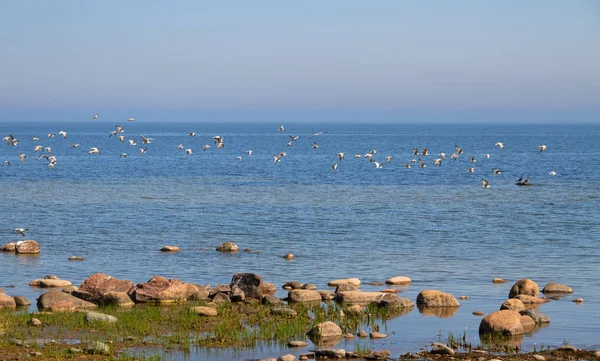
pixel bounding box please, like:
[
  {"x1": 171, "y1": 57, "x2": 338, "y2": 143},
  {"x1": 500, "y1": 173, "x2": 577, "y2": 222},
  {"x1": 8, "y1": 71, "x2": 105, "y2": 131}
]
[
  {"x1": 288, "y1": 340, "x2": 308, "y2": 348},
  {"x1": 572, "y1": 298, "x2": 584, "y2": 303},
  {"x1": 358, "y1": 330, "x2": 368, "y2": 338},
  {"x1": 492, "y1": 278, "x2": 506, "y2": 283},
  {"x1": 472, "y1": 311, "x2": 485, "y2": 316},
  {"x1": 283, "y1": 253, "x2": 295, "y2": 259},
  {"x1": 27, "y1": 318, "x2": 42, "y2": 326}
]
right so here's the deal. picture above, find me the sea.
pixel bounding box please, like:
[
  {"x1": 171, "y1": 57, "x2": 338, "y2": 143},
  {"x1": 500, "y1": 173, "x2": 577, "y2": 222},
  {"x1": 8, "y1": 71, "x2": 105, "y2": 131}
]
[{"x1": 0, "y1": 121, "x2": 599, "y2": 360}]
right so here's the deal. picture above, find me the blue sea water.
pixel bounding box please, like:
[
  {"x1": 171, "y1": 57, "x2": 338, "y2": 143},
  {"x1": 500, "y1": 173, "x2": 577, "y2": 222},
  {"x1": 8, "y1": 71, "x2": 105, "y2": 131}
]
[{"x1": 0, "y1": 122, "x2": 599, "y2": 359}]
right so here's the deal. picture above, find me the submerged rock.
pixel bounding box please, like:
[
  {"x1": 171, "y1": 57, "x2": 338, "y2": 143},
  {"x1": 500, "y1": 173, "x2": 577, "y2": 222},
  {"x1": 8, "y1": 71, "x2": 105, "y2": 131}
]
[
  {"x1": 364, "y1": 350, "x2": 391, "y2": 360},
  {"x1": 307, "y1": 321, "x2": 342, "y2": 344},
  {"x1": 312, "y1": 349, "x2": 346, "y2": 358},
  {"x1": 508, "y1": 278, "x2": 539, "y2": 298},
  {"x1": 542, "y1": 282, "x2": 573, "y2": 294},
  {"x1": 1, "y1": 242, "x2": 16, "y2": 252},
  {"x1": 13, "y1": 296, "x2": 31, "y2": 306},
  {"x1": 327, "y1": 278, "x2": 361, "y2": 287},
  {"x1": 520, "y1": 309, "x2": 550, "y2": 324},
  {"x1": 335, "y1": 291, "x2": 384, "y2": 304},
  {"x1": 500, "y1": 298, "x2": 525, "y2": 312},
  {"x1": 430, "y1": 343, "x2": 455, "y2": 355},
  {"x1": 513, "y1": 294, "x2": 549, "y2": 304},
  {"x1": 160, "y1": 246, "x2": 180, "y2": 252},
  {"x1": 216, "y1": 242, "x2": 239, "y2": 252},
  {"x1": 29, "y1": 278, "x2": 73, "y2": 288}
]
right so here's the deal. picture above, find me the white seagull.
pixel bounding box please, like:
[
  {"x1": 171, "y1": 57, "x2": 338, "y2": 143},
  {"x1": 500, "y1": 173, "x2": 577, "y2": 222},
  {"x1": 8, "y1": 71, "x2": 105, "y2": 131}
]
[
  {"x1": 278, "y1": 125, "x2": 285, "y2": 131},
  {"x1": 385, "y1": 156, "x2": 392, "y2": 163},
  {"x1": 539, "y1": 145, "x2": 547, "y2": 152},
  {"x1": 374, "y1": 162, "x2": 383, "y2": 169},
  {"x1": 140, "y1": 134, "x2": 153, "y2": 144},
  {"x1": 495, "y1": 142, "x2": 504, "y2": 149},
  {"x1": 185, "y1": 148, "x2": 193, "y2": 155},
  {"x1": 14, "y1": 228, "x2": 28, "y2": 237},
  {"x1": 59, "y1": 131, "x2": 67, "y2": 139},
  {"x1": 93, "y1": 114, "x2": 99, "y2": 119},
  {"x1": 331, "y1": 163, "x2": 338, "y2": 170},
  {"x1": 120, "y1": 153, "x2": 127, "y2": 158},
  {"x1": 549, "y1": 171, "x2": 557, "y2": 176},
  {"x1": 247, "y1": 150, "x2": 253, "y2": 155},
  {"x1": 127, "y1": 117, "x2": 135, "y2": 122},
  {"x1": 481, "y1": 179, "x2": 490, "y2": 188},
  {"x1": 88, "y1": 147, "x2": 100, "y2": 155},
  {"x1": 128, "y1": 139, "x2": 137, "y2": 146},
  {"x1": 19, "y1": 154, "x2": 26, "y2": 162},
  {"x1": 203, "y1": 144, "x2": 210, "y2": 151},
  {"x1": 337, "y1": 153, "x2": 344, "y2": 160}
]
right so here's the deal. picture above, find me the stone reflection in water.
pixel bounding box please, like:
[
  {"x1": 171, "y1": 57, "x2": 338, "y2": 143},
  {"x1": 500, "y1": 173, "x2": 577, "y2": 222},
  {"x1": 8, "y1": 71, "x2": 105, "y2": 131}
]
[
  {"x1": 480, "y1": 333, "x2": 524, "y2": 351},
  {"x1": 417, "y1": 305, "x2": 459, "y2": 318}
]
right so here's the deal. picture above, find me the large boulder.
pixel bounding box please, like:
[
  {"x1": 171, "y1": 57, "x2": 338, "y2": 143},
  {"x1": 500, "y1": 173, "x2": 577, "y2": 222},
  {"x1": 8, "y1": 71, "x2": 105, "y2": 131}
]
[
  {"x1": 15, "y1": 240, "x2": 40, "y2": 254},
  {"x1": 416, "y1": 290, "x2": 460, "y2": 307},
  {"x1": 73, "y1": 273, "x2": 135, "y2": 304},
  {"x1": 128, "y1": 276, "x2": 199, "y2": 303},
  {"x1": 307, "y1": 321, "x2": 342, "y2": 344},
  {"x1": 541, "y1": 282, "x2": 573, "y2": 294},
  {"x1": 288, "y1": 289, "x2": 321, "y2": 303},
  {"x1": 1, "y1": 242, "x2": 16, "y2": 252},
  {"x1": 37, "y1": 290, "x2": 98, "y2": 311},
  {"x1": 0, "y1": 292, "x2": 16, "y2": 309},
  {"x1": 508, "y1": 279, "x2": 539, "y2": 299},
  {"x1": 500, "y1": 299, "x2": 525, "y2": 312},
  {"x1": 230, "y1": 273, "x2": 263, "y2": 299},
  {"x1": 479, "y1": 310, "x2": 524, "y2": 336},
  {"x1": 29, "y1": 277, "x2": 73, "y2": 288}
]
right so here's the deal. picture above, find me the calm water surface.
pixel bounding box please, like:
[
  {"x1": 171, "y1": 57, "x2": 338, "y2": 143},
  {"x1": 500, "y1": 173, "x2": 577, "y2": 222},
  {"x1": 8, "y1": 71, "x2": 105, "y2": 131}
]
[{"x1": 1, "y1": 122, "x2": 599, "y2": 359}]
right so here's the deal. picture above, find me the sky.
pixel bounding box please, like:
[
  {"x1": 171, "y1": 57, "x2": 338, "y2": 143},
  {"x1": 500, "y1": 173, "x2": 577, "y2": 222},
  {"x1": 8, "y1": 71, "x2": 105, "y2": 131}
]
[{"x1": 0, "y1": 1, "x2": 599, "y2": 123}]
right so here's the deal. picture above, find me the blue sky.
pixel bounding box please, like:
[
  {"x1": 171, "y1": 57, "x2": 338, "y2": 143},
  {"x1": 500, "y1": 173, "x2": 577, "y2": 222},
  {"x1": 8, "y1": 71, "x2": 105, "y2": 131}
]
[{"x1": 0, "y1": 1, "x2": 599, "y2": 123}]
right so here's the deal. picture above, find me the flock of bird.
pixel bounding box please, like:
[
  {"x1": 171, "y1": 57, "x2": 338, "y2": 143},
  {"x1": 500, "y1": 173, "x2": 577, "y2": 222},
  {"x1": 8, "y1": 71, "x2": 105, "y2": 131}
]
[{"x1": 2, "y1": 115, "x2": 554, "y2": 191}]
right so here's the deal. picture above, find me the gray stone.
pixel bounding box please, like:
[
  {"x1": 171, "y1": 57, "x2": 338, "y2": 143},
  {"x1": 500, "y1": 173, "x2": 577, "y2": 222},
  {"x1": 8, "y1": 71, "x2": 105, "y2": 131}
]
[
  {"x1": 520, "y1": 309, "x2": 550, "y2": 324},
  {"x1": 335, "y1": 283, "x2": 358, "y2": 293},
  {"x1": 430, "y1": 343, "x2": 455, "y2": 355},
  {"x1": 216, "y1": 242, "x2": 239, "y2": 252},
  {"x1": 312, "y1": 349, "x2": 346, "y2": 358},
  {"x1": 271, "y1": 307, "x2": 297, "y2": 317},
  {"x1": 288, "y1": 340, "x2": 308, "y2": 347},
  {"x1": 85, "y1": 341, "x2": 110, "y2": 355},
  {"x1": 230, "y1": 272, "x2": 263, "y2": 299},
  {"x1": 542, "y1": 282, "x2": 573, "y2": 294},
  {"x1": 84, "y1": 311, "x2": 118, "y2": 324},
  {"x1": 230, "y1": 285, "x2": 245, "y2": 302},
  {"x1": 370, "y1": 331, "x2": 387, "y2": 339}
]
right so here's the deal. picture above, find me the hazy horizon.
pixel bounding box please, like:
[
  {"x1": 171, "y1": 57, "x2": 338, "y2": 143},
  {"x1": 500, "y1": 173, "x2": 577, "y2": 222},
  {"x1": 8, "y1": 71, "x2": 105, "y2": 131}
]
[{"x1": 1, "y1": 1, "x2": 599, "y2": 124}]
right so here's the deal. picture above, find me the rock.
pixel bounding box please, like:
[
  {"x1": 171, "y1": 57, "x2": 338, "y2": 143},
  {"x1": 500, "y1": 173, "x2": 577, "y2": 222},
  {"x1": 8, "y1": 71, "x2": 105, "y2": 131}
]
[
  {"x1": 262, "y1": 282, "x2": 278, "y2": 296},
  {"x1": 101, "y1": 292, "x2": 135, "y2": 307},
  {"x1": 1, "y1": 242, "x2": 16, "y2": 252},
  {"x1": 479, "y1": 310, "x2": 524, "y2": 336},
  {"x1": 459, "y1": 296, "x2": 471, "y2": 300},
  {"x1": 84, "y1": 311, "x2": 118, "y2": 324},
  {"x1": 370, "y1": 332, "x2": 387, "y2": 339},
  {"x1": 85, "y1": 341, "x2": 110, "y2": 355},
  {"x1": 573, "y1": 298, "x2": 584, "y2": 303},
  {"x1": 230, "y1": 272, "x2": 263, "y2": 299},
  {"x1": 319, "y1": 290, "x2": 335, "y2": 301},
  {"x1": 347, "y1": 304, "x2": 363, "y2": 314},
  {"x1": 492, "y1": 278, "x2": 507, "y2": 283},
  {"x1": 271, "y1": 307, "x2": 298, "y2": 317},
  {"x1": 28, "y1": 318, "x2": 42, "y2": 326},
  {"x1": 15, "y1": 240, "x2": 40, "y2": 254},
  {"x1": 288, "y1": 340, "x2": 308, "y2": 348},
  {"x1": 520, "y1": 309, "x2": 550, "y2": 324},
  {"x1": 0, "y1": 292, "x2": 17, "y2": 309},
  {"x1": 160, "y1": 246, "x2": 180, "y2": 252},
  {"x1": 343, "y1": 333, "x2": 355, "y2": 339},
  {"x1": 211, "y1": 292, "x2": 231, "y2": 304},
  {"x1": 230, "y1": 286, "x2": 245, "y2": 302},
  {"x1": 37, "y1": 290, "x2": 98, "y2": 311},
  {"x1": 312, "y1": 349, "x2": 346, "y2": 358},
  {"x1": 68, "y1": 347, "x2": 83, "y2": 354},
  {"x1": 13, "y1": 296, "x2": 31, "y2": 306},
  {"x1": 335, "y1": 283, "x2": 358, "y2": 293},
  {"x1": 29, "y1": 279, "x2": 73, "y2": 288},
  {"x1": 594, "y1": 351, "x2": 600, "y2": 358},
  {"x1": 508, "y1": 279, "x2": 539, "y2": 298},
  {"x1": 74, "y1": 273, "x2": 135, "y2": 304},
  {"x1": 211, "y1": 284, "x2": 231, "y2": 294},
  {"x1": 288, "y1": 289, "x2": 321, "y2": 303},
  {"x1": 500, "y1": 299, "x2": 525, "y2": 312},
  {"x1": 128, "y1": 276, "x2": 200, "y2": 303},
  {"x1": 542, "y1": 282, "x2": 573, "y2": 294},
  {"x1": 385, "y1": 276, "x2": 412, "y2": 285},
  {"x1": 520, "y1": 315, "x2": 535, "y2": 329},
  {"x1": 283, "y1": 281, "x2": 303, "y2": 290},
  {"x1": 416, "y1": 290, "x2": 460, "y2": 307},
  {"x1": 358, "y1": 330, "x2": 368, "y2": 337},
  {"x1": 380, "y1": 289, "x2": 402, "y2": 293},
  {"x1": 419, "y1": 306, "x2": 459, "y2": 318},
  {"x1": 216, "y1": 242, "x2": 239, "y2": 252},
  {"x1": 262, "y1": 359, "x2": 277, "y2": 361},
  {"x1": 307, "y1": 321, "x2": 342, "y2": 342},
  {"x1": 328, "y1": 278, "x2": 361, "y2": 287},
  {"x1": 532, "y1": 355, "x2": 546, "y2": 361},
  {"x1": 62, "y1": 285, "x2": 79, "y2": 294},
  {"x1": 557, "y1": 345, "x2": 577, "y2": 352},
  {"x1": 283, "y1": 253, "x2": 295, "y2": 259},
  {"x1": 472, "y1": 311, "x2": 485, "y2": 316},
  {"x1": 30, "y1": 352, "x2": 42, "y2": 357},
  {"x1": 191, "y1": 306, "x2": 218, "y2": 316},
  {"x1": 301, "y1": 283, "x2": 316, "y2": 290},
  {"x1": 365, "y1": 350, "x2": 391, "y2": 360},
  {"x1": 513, "y1": 294, "x2": 549, "y2": 304},
  {"x1": 277, "y1": 355, "x2": 296, "y2": 361},
  {"x1": 430, "y1": 343, "x2": 455, "y2": 355},
  {"x1": 68, "y1": 256, "x2": 85, "y2": 261},
  {"x1": 243, "y1": 248, "x2": 253, "y2": 253},
  {"x1": 373, "y1": 293, "x2": 415, "y2": 309},
  {"x1": 262, "y1": 294, "x2": 284, "y2": 305},
  {"x1": 335, "y1": 291, "x2": 385, "y2": 304}
]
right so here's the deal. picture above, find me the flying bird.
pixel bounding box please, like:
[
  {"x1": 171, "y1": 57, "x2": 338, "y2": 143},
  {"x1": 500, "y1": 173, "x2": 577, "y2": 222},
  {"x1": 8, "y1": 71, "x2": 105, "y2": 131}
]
[
  {"x1": 128, "y1": 139, "x2": 137, "y2": 146},
  {"x1": 331, "y1": 163, "x2": 338, "y2": 170},
  {"x1": 278, "y1": 125, "x2": 284, "y2": 131},
  {"x1": 467, "y1": 167, "x2": 475, "y2": 173},
  {"x1": 139, "y1": 147, "x2": 147, "y2": 154},
  {"x1": 434, "y1": 158, "x2": 442, "y2": 166},
  {"x1": 185, "y1": 148, "x2": 193, "y2": 155},
  {"x1": 47, "y1": 133, "x2": 55, "y2": 138},
  {"x1": 385, "y1": 156, "x2": 392, "y2": 163},
  {"x1": 127, "y1": 117, "x2": 135, "y2": 122},
  {"x1": 549, "y1": 171, "x2": 557, "y2": 176},
  {"x1": 70, "y1": 142, "x2": 82, "y2": 148},
  {"x1": 247, "y1": 150, "x2": 253, "y2": 155},
  {"x1": 140, "y1": 134, "x2": 153, "y2": 144},
  {"x1": 189, "y1": 132, "x2": 196, "y2": 137},
  {"x1": 455, "y1": 145, "x2": 463, "y2": 154},
  {"x1": 19, "y1": 154, "x2": 26, "y2": 162},
  {"x1": 539, "y1": 145, "x2": 547, "y2": 152},
  {"x1": 203, "y1": 144, "x2": 210, "y2": 151},
  {"x1": 177, "y1": 144, "x2": 184, "y2": 150},
  {"x1": 92, "y1": 114, "x2": 99, "y2": 119},
  {"x1": 289, "y1": 135, "x2": 299, "y2": 141},
  {"x1": 337, "y1": 153, "x2": 345, "y2": 160},
  {"x1": 481, "y1": 179, "x2": 490, "y2": 188},
  {"x1": 88, "y1": 147, "x2": 100, "y2": 155},
  {"x1": 493, "y1": 168, "x2": 501, "y2": 175},
  {"x1": 374, "y1": 162, "x2": 383, "y2": 169},
  {"x1": 14, "y1": 228, "x2": 28, "y2": 237},
  {"x1": 59, "y1": 131, "x2": 67, "y2": 139}
]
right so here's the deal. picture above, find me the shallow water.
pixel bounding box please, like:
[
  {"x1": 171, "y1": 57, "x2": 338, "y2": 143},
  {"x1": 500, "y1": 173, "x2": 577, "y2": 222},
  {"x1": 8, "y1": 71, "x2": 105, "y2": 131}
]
[{"x1": 1, "y1": 122, "x2": 599, "y2": 359}]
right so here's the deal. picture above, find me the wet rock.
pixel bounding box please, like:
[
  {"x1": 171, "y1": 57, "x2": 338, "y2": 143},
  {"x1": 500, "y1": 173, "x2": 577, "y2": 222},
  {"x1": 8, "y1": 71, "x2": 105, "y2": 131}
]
[
  {"x1": 15, "y1": 240, "x2": 40, "y2": 254},
  {"x1": 230, "y1": 286, "x2": 245, "y2": 302},
  {"x1": 230, "y1": 272, "x2": 263, "y2": 299},
  {"x1": 85, "y1": 341, "x2": 110, "y2": 355},
  {"x1": 1, "y1": 242, "x2": 16, "y2": 252},
  {"x1": 319, "y1": 290, "x2": 335, "y2": 301},
  {"x1": 520, "y1": 315, "x2": 535, "y2": 329},
  {"x1": 492, "y1": 278, "x2": 507, "y2": 283},
  {"x1": 37, "y1": 291, "x2": 98, "y2": 311},
  {"x1": 128, "y1": 276, "x2": 200, "y2": 303},
  {"x1": 508, "y1": 278, "x2": 539, "y2": 298},
  {"x1": 373, "y1": 293, "x2": 415, "y2": 309},
  {"x1": 0, "y1": 293, "x2": 17, "y2": 309},
  {"x1": 262, "y1": 294, "x2": 284, "y2": 305},
  {"x1": 283, "y1": 253, "x2": 295, "y2": 259},
  {"x1": 288, "y1": 289, "x2": 321, "y2": 303},
  {"x1": 513, "y1": 294, "x2": 549, "y2": 304},
  {"x1": 216, "y1": 242, "x2": 239, "y2": 252},
  {"x1": 385, "y1": 276, "x2": 412, "y2": 285},
  {"x1": 160, "y1": 246, "x2": 180, "y2": 252},
  {"x1": 101, "y1": 291, "x2": 135, "y2": 307},
  {"x1": 84, "y1": 311, "x2": 118, "y2": 324},
  {"x1": 312, "y1": 349, "x2": 346, "y2": 358},
  {"x1": 472, "y1": 311, "x2": 485, "y2": 316},
  {"x1": 416, "y1": 290, "x2": 460, "y2": 307},
  {"x1": 335, "y1": 283, "x2": 358, "y2": 293},
  {"x1": 335, "y1": 291, "x2": 384, "y2": 304},
  {"x1": 301, "y1": 283, "x2": 316, "y2": 290},
  {"x1": 74, "y1": 273, "x2": 134, "y2": 304},
  {"x1": 430, "y1": 343, "x2": 455, "y2": 355},
  {"x1": 542, "y1": 282, "x2": 573, "y2": 294},
  {"x1": 327, "y1": 278, "x2": 361, "y2": 287},
  {"x1": 370, "y1": 331, "x2": 387, "y2": 339},
  {"x1": 557, "y1": 345, "x2": 577, "y2": 352},
  {"x1": 307, "y1": 321, "x2": 342, "y2": 342},
  {"x1": 28, "y1": 318, "x2": 42, "y2": 326},
  {"x1": 500, "y1": 298, "x2": 525, "y2": 312},
  {"x1": 29, "y1": 278, "x2": 73, "y2": 288},
  {"x1": 573, "y1": 298, "x2": 584, "y2": 303},
  {"x1": 288, "y1": 340, "x2": 308, "y2": 347},
  {"x1": 277, "y1": 355, "x2": 296, "y2": 361},
  {"x1": 211, "y1": 292, "x2": 231, "y2": 304},
  {"x1": 283, "y1": 281, "x2": 303, "y2": 290},
  {"x1": 479, "y1": 310, "x2": 524, "y2": 336},
  {"x1": 520, "y1": 309, "x2": 550, "y2": 324},
  {"x1": 271, "y1": 307, "x2": 298, "y2": 317},
  {"x1": 68, "y1": 256, "x2": 85, "y2": 261},
  {"x1": 191, "y1": 306, "x2": 218, "y2": 316}
]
